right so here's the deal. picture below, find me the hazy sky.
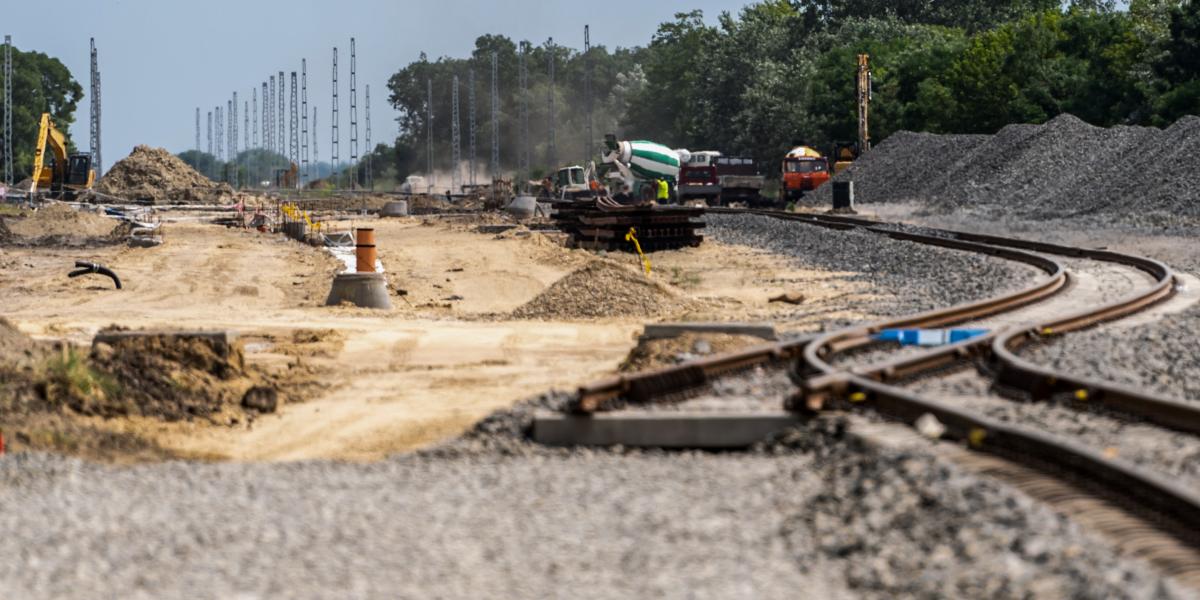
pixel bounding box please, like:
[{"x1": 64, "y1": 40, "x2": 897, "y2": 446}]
[{"x1": 5, "y1": 0, "x2": 751, "y2": 172}]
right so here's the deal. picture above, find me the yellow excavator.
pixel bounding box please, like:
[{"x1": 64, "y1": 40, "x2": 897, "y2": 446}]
[{"x1": 30, "y1": 113, "x2": 95, "y2": 200}]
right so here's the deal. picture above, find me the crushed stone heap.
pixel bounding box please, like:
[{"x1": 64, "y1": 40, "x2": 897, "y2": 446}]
[
  {"x1": 95, "y1": 145, "x2": 234, "y2": 204},
  {"x1": 511, "y1": 260, "x2": 693, "y2": 320},
  {"x1": 812, "y1": 114, "x2": 1200, "y2": 226}
]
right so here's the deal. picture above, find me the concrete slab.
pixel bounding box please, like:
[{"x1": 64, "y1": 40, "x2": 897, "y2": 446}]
[
  {"x1": 93, "y1": 330, "x2": 238, "y2": 348},
  {"x1": 532, "y1": 410, "x2": 803, "y2": 448},
  {"x1": 640, "y1": 322, "x2": 777, "y2": 341}
]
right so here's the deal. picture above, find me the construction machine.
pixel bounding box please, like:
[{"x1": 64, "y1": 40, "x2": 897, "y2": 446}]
[
  {"x1": 599, "y1": 134, "x2": 685, "y2": 202},
  {"x1": 30, "y1": 113, "x2": 95, "y2": 200},
  {"x1": 780, "y1": 145, "x2": 830, "y2": 202},
  {"x1": 273, "y1": 162, "x2": 298, "y2": 188},
  {"x1": 831, "y1": 142, "x2": 860, "y2": 175}
]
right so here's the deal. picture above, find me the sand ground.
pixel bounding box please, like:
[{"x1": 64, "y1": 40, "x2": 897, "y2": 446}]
[{"x1": 0, "y1": 214, "x2": 873, "y2": 461}]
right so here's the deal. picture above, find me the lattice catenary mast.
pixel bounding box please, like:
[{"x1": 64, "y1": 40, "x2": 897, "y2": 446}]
[
  {"x1": 468, "y1": 69, "x2": 476, "y2": 186},
  {"x1": 268, "y1": 76, "x2": 276, "y2": 154},
  {"x1": 252, "y1": 87, "x2": 258, "y2": 148},
  {"x1": 518, "y1": 43, "x2": 530, "y2": 189},
  {"x1": 312, "y1": 106, "x2": 319, "y2": 180},
  {"x1": 349, "y1": 38, "x2": 358, "y2": 189},
  {"x1": 365, "y1": 84, "x2": 372, "y2": 190},
  {"x1": 89, "y1": 38, "x2": 102, "y2": 176},
  {"x1": 426, "y1": 78, "x2": 433, "y2": 186},
  {"x1": 301, "y1": 58, "x2": 308, "y2": 184},
  {"x1": 584, "y1": 25, "x2": 592, "y2": 164},
  {"x1": 546, "y1": 37, "x2": 556, "y2": 170},
  {"x1": 206, "y1": 110, "x2": 213, "y2": 178},
  {"x1": 490, "y1": 51, "x2": 499, "y2": 180},
  {"x1": 277, "y1": 70, "x2": 285, "y2": 157},
  {"x1": 331, "y1": 47, "x2": 339, "y2": 187},
  {"x1": 290, "y1": 71, "x2": 299, "y2": 184},
  {"x1": 195, "y1": 108, "x2": 201, "y2": 154},
  {"x1": 451, "y1": 75, "x2": 461, "y2": 191}
]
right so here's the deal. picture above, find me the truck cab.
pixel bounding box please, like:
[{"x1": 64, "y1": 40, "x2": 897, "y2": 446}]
[{"x1": 781, "y1": 146, "x2": 830, "y2": 202}]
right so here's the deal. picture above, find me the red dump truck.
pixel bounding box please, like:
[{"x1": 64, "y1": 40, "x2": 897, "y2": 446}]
[{"x1": 678, "y1": 151, "x2": 766, "y2": 206}]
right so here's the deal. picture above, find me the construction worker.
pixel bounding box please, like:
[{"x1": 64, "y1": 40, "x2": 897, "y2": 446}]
[{"x1": 656, "y1": 177, "x2": 670, "y2": 204}]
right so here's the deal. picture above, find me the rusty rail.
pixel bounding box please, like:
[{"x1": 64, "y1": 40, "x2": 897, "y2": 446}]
[{"x1": 572, "y1": 212, "x2": 1064, "y2": 413}]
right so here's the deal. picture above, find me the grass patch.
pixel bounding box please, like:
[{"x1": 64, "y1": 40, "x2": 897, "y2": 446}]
[{"x1": 40, "y1": 347, "x2": 123, "y2": 414}]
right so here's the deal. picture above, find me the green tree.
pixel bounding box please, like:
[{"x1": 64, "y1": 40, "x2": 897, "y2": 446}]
[
  {"x1": 1153, "y1": 0, "x2": 1200, "y2": 122},
  {"x1": 0, "y1": 44, "x2": 84, "y2": 181}
]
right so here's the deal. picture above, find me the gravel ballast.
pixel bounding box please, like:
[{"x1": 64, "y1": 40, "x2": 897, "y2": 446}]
[
  {"x1": 705, "y1": 213, "x2": 1039, "y2": 323},
  {"x1": 0, "y1": 407, "x2": 1186, "y2": 599}
]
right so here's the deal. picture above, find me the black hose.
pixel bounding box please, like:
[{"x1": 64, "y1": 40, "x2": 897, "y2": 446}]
[{"x1": 68, "y1": 261, "x2": 121, "y2": 289}]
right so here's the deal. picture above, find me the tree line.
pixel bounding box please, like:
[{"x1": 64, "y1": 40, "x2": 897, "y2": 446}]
[
  {"x1": 0, "y1": 45, "x2": 83, "y2": 183},
  {"x1": 384, "y1": 0, "x2": 1200, "y2": 182}
]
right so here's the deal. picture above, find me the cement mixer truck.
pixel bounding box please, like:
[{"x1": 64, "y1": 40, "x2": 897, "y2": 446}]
[{"x1": 600, "y1": 134, "x2": 686, "y2": 203}]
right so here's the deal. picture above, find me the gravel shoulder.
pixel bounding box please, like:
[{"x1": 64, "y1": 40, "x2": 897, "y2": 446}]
[{"x1": 0, "y1": 406, "x2": 1186, "y2": 599}]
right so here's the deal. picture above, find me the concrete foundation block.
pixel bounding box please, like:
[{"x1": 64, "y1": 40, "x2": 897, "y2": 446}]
[
  {"x1": 324, "y1": 272, "x2": 393, "y2": 309},
  {"x1": 532, "y1": 410, "x2": 803, "y2": 448}
]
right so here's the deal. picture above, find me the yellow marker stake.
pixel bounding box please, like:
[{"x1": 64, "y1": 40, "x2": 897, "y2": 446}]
[
  {"x1": 625, "y1": 227, "x2": 652, "y2": 276},
  {"x1": 848, "y1": 392, "x2": 867, "y2": 403},
  {"x1": 1074, "y1": 389, "x2": 1089, "y2": 401}
]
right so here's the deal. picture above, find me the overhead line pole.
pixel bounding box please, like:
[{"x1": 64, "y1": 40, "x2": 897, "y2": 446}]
[{"x1": 89, "y1": 38, "x2": 102, "y2": 177}]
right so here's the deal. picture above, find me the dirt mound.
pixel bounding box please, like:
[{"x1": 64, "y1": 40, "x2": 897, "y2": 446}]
[
  {"x1": 0, "y1": 202, "x2": 127, "y2": 246},
  {"x1": 84, "y1": 331, "x2": 270, "y2": 422},
  {"x1": 813, "y1": 114, "x2": 1200, "y2": 225},
  {"x1": 511, "y1": 260, "x2": 691, "y2": 320},
  {"x1": 96, "y1": 145, "x2": 234, "y2": 205},
  {"x1": 620, "y1": 332, "x2": 768, "y2": 372}
]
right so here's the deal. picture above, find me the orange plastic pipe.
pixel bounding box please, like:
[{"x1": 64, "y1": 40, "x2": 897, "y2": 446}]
[{"x1": 355, "y1": 228, "x2": 376, "y2": 272}]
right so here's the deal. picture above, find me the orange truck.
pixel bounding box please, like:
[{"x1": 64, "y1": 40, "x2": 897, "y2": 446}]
[{"x1": 780, "y1": 145, "x2": 830, "y2": 202}]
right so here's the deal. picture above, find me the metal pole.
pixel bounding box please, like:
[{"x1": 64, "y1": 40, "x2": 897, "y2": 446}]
[
  {"x1": 89, "y1": 38, "x2": 102, "y2": 177},
  {"x1": 349, "y1": 38, "x2": 358, "y2": 189},
  {"x1": 546, "y1": 37, "x2": 556, "y2": 171},
  {"x1": 365, "y1": 84, "x2": 372, "y2": 190},
  {"x1": 426, "y1": 78, "x2": 433, "y2": 189},
  {"x1": 468, "y1": 69, "x2": 476, "y2": 186},
  {"x1": 452, "y1": 75, "x2": 461, "y2": 192},
  {"x1": 332, "y1": 47, "x2": 339, "y2": 188},
  {"x1": 584, "y1": 25, "x2": 592, "y2": 165},
  {"x1": 490, "y1": 51, "x2": 499, "y2": 181},
  {"x1": 301, "y1": 58, "x2": 308, "y2": 184}
]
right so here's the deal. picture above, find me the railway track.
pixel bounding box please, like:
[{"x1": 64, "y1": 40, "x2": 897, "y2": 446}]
[{"x1": 567, "y1": 207, "x2": 1200, "y2": 586}]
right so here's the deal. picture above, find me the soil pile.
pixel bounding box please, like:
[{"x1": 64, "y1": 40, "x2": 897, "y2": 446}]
[
  {"x1": 0, "y1": 202, "x2": 128, "y2": 246},
  {"x1": 511, "y1": 260, "x2": 691, "y2": 319},
  {"x1": 813, "y1": 114, "x2": 1200, "y2": 224},
  {"x1": 619, "y1": 332, "x2": 768, "y2": 372},
  {"x1": 96, "y1": 145, "x2": 234, "y2": 204},
  {"x1": 84, "y1": 331, "x2": 271, "y2": 422}
]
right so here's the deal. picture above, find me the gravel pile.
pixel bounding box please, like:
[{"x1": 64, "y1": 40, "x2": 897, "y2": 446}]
[
  {"x1": 95, "y1": 145, "x2": 233, "y2": 205},
  {"x1": 511, "y1": 260, "x2": 693, "y2": 320},
  {"x1": 809, "y1": 131, "x2": 988, "y2": 206},
  {"x1": 815, "y1": 114, "x2": 1200, "y2": 225},
  {"x1": 705, "y1": 213, "x2": 1038, "y2": 321},
  {"x1": 0, "y1": 406, "x2": 1182, "y2": 598}
]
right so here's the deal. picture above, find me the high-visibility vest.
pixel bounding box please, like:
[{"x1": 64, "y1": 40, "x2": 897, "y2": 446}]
[{"x1": 656, "y1": 179, "x2": 669, "y2": 200}]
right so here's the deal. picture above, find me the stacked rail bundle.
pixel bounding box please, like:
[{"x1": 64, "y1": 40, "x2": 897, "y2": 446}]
[{"x1": 553, "y1": 203, "x2": 705, "y2": 252}]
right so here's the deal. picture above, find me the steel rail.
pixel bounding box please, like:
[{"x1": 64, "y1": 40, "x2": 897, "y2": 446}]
[{"x1": 571, "y1": 212, "x2": 1066, "y2": 413}]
